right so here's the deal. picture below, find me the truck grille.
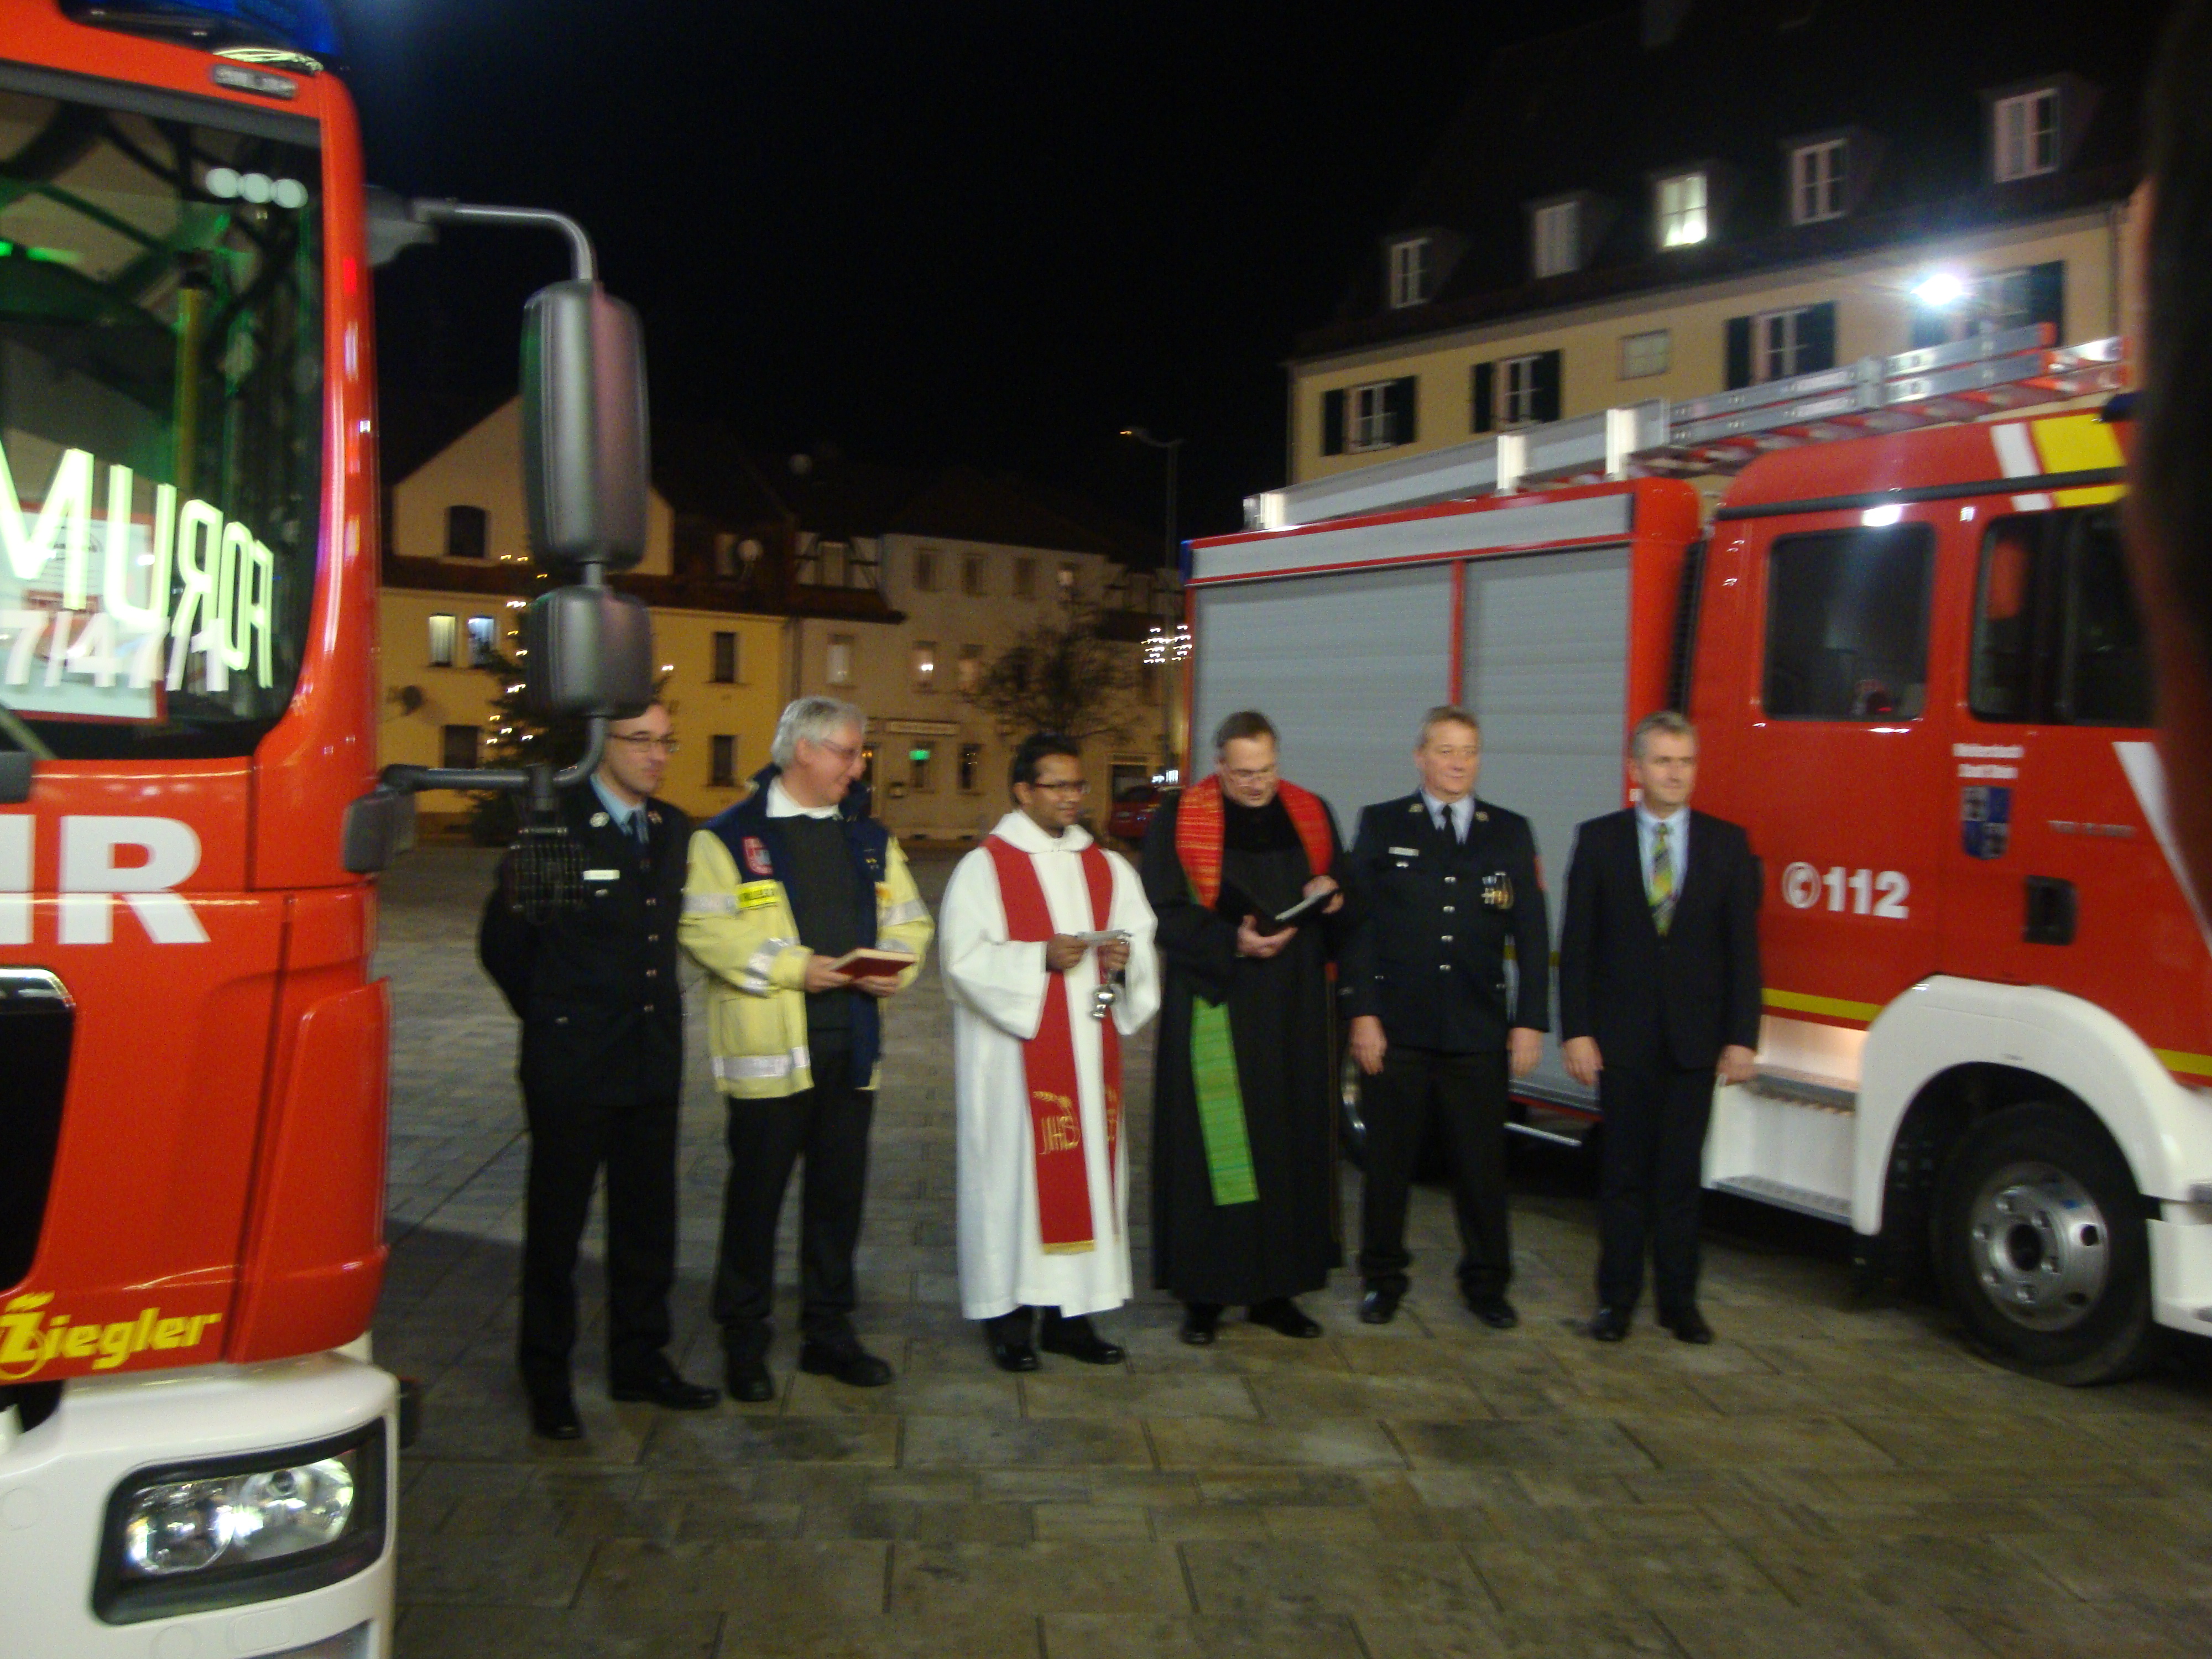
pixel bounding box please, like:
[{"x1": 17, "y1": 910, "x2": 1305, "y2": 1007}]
[{"x1": 0, "y1": 969, "x2": 72, "y2": 1291}]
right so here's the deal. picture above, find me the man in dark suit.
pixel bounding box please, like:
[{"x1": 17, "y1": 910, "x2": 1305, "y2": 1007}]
[
  {"x1": 1342, "y1": 707, "x2": 1548, "y2": 1331},
  {"x1": 479, "y1": 700, "x2": 719, "y2": 1438},
  {"x1": 1559, "y1": 710, "x2": 1761, "y2": 1345}
]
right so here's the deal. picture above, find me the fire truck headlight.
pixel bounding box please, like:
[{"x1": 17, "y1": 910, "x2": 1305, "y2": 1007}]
[{"x1": 96, "y1": 1423, "x2": 386, "y2": 1623}]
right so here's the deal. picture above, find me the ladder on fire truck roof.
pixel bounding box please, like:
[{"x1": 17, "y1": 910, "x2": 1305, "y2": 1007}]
[{"x1": 1246, "y1": 324, "x2": 2128, "y2": 531}]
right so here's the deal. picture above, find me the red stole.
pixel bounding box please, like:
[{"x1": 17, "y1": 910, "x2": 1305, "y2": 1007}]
[
  {"x1": 1173, "y1": 774, "x2": 1336, "y2": 905},
  {"x1": 983, "y1": 835, "x2": 1121, "y2": 1254}
]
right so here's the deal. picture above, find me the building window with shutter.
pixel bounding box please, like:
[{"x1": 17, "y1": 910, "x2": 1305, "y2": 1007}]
[
  {"x1": 1470, "y1": 353, "x2": 1559, "y2": 432},
  {"x1": 913, "y1": 549, "x2": 938, "y2": 593},
  {"x1": 1657, "y1": 171, "x2": 1708, "y2": 247},
  {"x1": 711, "y1": 631, "x2": 738, "y2": 684},
  {"x1": 962, "y1": 552, "x2": 985, "y2": 595},
  {"x1": 1532, "y1": 201, "x2": 1579, "y2": 278},
  {"x1": 441, "y1": 724, "x2": 479, "y2": 770},
  {"x1": 1621, "y1": 330, "x2": 1671, "y2": 379},
  {"x1": 1501, "y1": 357, "x2": 1542, "y2": 426},
  {"x1": 1728, "y1": 303, "x2": 1835, "y2": 388},
  {"x1": 426, "y1": 614, "x2": 457, "y2": 667},
  {"x1": 1790, "y1": 139, "x2": 1847, "y2": 224},
  {"x1": 959, "y1": 743, "x2": 983, "y2": 792},
  {"x1": 1387, "y1": 237, "x2": 1431, "y2": 309},
  {"x1": 465, "y1": 615, "x2": 498, "y2": 667},
  {"x1": 446, "y1": 505, "x2": 487, "y2": 560},
  {"x1": 1908, "y1": 262, "x2": 2064, "y2": 349},
  {"x1": 912, "y1": 640, "x2": 937, "y2": 692},
  {"x1": 1993, "y1": 88, "x2": 2059, "y2": 181},
  {"x1": 1346, "y1": 377, "x2": 1417, "y2": 451},
  {"x1": 710, "y1": 734, "x2": 736, "y2": 787},
  {"x1": 1013, "y1": 557, "x2": 1036, "y2": 598},
  {"x1": 826, "y1": 633, "x2": 854, "y2": 686}
]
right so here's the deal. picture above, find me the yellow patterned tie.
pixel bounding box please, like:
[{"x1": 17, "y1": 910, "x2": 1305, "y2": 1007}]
[{"x1": 1649, "y1": 820, "x2": 1676, "y2": 935}]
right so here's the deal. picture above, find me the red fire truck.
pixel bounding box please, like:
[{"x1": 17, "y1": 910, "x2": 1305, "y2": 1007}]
[
  {"x1": 1187, "y1": 327, "x2": 2205, "y2": 1384},
  {"x1": 1, "y1": 3, "x2": 653, "y2": 1652}
]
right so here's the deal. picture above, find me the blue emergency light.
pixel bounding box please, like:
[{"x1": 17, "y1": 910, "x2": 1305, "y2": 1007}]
[{"x1": 61, "y1": 0, "x2": 343, "y2": 58}]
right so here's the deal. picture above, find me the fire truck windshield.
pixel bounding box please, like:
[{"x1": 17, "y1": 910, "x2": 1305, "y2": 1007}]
[{"x1": 0, "y1": 73, "x2": 322, "y2": 760}]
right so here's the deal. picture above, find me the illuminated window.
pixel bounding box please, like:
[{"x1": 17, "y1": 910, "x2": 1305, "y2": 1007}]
[
  {"x1": 1532, "y1": 201, "x2": 1579, "y2": 278},
  {"x1": 911, "y1": 640, "x2": 937, "y2": 692},
  {"x1": 426, "y1": 614, "x2": 457, "y2": 667},
  {"x1": 1994, "y1": 88, "x2": 2059, "y2": 182},
  {"x1": 959, "y1": 743, "x2": 982, "y2": 792},
  {"x1": 826, "y1": 633, "x2": 854, "y2": 686},
  {"x1": 1657, "y1": 171, "x2": 1708, "y2": 248},
  {"x1": 1057, "y1": 564, "x2": 1077, "y2": 593},
  {"x1": 1790, "y1": 139, "x2": 1847, "y2": 224},
  {"x1": 711, "y1": 632, "x2": 738, "y2": 684},
  {"x1": 465, "y1": 615, "x2": 498, "y2": 667},
  {"x1": 1621, "y1": 330, "x2": 1671, "y2": 379},
  {"x1": 957, "y1": 643, "x2": 985, "y2": 693},
  {"x1": 1387, "y1": 237, "x2": 1431, "y2": 308}
]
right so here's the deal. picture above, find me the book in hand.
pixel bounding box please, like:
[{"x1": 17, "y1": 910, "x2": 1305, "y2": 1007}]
[
  {"x1": 1215, "y1": 882, "x2": 1333, "y2": 929},
  {"x1": 1269, "y1": 886, "x2": 1335, "y2": 926},
  {"x1": 825, "y1": 948, "x2": 917, "y2": 980}
]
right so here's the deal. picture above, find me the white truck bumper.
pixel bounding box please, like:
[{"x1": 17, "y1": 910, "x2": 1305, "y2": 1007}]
[
  {"x1": 2152, "y1": 1206, "x2": 2212, "y2": 1337},
  {"x1": 0, "y1": 1353, "x2": 395, "y2": 1659}
]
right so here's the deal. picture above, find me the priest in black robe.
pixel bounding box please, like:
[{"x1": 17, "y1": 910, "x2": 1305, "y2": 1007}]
[{"x1": 1140, "y1": 709, "x2": 1349, "y2": 1344}]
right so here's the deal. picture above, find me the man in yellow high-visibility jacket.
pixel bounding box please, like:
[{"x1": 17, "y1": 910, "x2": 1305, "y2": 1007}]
[{"x1": 682, "y1": 697, "x2": 933, "y2": 1402}]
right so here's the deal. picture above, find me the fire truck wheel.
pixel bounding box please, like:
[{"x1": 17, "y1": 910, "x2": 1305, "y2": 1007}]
[{"x1": 1934, "y1": 1103, "x2": 2162, "y2": 1385}]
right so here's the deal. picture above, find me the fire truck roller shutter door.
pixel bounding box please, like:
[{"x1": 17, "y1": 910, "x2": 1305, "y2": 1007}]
[
  {"x1": 1460, "y1": 544, "x2": 1630, "y2": 1105},
  {"x1": 1189, "y1": 562, "x2": 1455, "y2": 820}
]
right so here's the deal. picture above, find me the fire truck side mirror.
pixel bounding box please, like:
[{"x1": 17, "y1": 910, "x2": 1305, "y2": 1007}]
[
  {"x1": 519, "y1": 586, "x2": 656, "y2": 721},
  {"x1": 521, "y1": 280, "x2": 650, "y2": 576}
]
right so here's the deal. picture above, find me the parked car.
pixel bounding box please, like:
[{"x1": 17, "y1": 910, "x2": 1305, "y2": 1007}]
[{"x1": 1107, "y1": 783, "x2": 1177, "y2": 847}]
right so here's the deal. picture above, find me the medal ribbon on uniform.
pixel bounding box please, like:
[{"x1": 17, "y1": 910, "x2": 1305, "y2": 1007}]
[{"x1": 984, "y1": 837, "x2": 1120, "y2": 1254}]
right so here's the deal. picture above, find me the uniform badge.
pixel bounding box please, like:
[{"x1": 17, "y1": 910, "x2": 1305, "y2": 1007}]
[
  {"x1": 1481, "y1": 872, "x2": 1515, "y2": 909},
  {"x1": 742, "y1": 835, "x2": 774, "y2": 877}
]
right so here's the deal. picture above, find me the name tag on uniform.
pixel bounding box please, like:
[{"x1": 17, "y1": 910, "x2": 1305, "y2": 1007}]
[
  {"x1": 737, "y1": 880, "x2": 781, "y2": 910},
  {"x1": 1389, "y1": 846, "x2": 1421, "y2": 858},
  {"x1": 582, "y1": 868, "x2": 621, "y2": 882}
]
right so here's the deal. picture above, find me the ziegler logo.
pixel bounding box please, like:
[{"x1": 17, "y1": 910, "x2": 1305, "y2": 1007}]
[
  {"x1": 0, "y1": 814, "x2": 207, "y2": 945},
  {"x1": 0, "y1": 1292, "x2": 223, "y2": 1380}
]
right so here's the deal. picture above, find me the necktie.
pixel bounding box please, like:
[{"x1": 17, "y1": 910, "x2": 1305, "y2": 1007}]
[{"x1": 1649, "y1": 820, "x2": 1676, "y2": 935}]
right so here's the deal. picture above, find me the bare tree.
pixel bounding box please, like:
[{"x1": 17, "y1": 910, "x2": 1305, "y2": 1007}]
[{"x1": 962, "y1": 606, "x2": 1141, "y2": 744}]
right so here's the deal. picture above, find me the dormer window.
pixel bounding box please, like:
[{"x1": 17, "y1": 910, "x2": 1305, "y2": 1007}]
[
  {"x1": 1790, "y1": 138, "x2": 1847, "y2": 224},
  {"x1": 1531, "y1": 200, "x2": 1580, "y2": 278},
  {"x1": 1657, "y1": 171, "x2": 1708, "y2": 248},
  {"x1": 1993, "y1": 87, "x2": 2059, "y2": 181},
  {"x1": 1388, "y1": 237, "x2": 1432, "y2": 308}
]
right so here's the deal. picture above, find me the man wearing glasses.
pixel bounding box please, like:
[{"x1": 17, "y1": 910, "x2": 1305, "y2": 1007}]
[
  {"x1": 480, "y1": 700, "x2": 720, "y2": 1439},
  {"x1": 681, "y1": 697, "x2": 933, "y2": 1402},
  {"x1": 941, "y1": 733, "x2": 1160, "y2": 1371},
  {"x1": 1140, "y1": 710, "x2": 1349, "y2": 1345}
]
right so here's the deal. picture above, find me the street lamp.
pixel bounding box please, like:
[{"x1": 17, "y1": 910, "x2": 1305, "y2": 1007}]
[{"x1": 1121, "y1": 425, "x2": 1187, "y2": 778}]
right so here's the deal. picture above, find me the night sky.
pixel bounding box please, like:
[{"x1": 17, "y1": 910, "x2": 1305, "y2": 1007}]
[{"x1": 333, "y1": 1, "x2": 1620, "y2": 542}]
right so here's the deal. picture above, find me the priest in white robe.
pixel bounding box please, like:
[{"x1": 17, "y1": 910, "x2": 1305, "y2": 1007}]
[{"x1": 942, "y1": 734, "x2": 1161, "y2": 1372}]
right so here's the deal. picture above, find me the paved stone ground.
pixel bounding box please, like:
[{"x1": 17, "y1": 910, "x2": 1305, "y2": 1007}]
[{"x1": 378, "y1": 846, "x2": 2212, "y2": 1658}]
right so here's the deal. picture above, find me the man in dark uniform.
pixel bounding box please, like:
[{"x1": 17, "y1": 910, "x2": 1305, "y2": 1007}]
[
  {"x1": 479, "y1": 701, "x2": 718, "y2": 1439},
  {"x1": 1342, "y1": 707, "x2": 1548, "y2": 1330}
]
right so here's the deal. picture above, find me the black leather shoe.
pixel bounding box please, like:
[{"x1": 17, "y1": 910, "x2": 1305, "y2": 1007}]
[
  {"x1": 800, "y1": 1341, "x2": 895, "y2": 1388},
  {"x1": 724, "y1": 1354, "x2": 776, "y2": 1404},
  {"x1": 1178, "y1": 1304, "x2": 1220, "y2": 1346},
  {"x1": 529, "y1": 1392, "x2": 583, "y2": 1441},
  {"x1": 1039, "y1": 1314, "x2": 1125, "y2": 1366},
  {"x1": 1248, "y1": 1298, "x2": 1323, "y2": 1339},
  {"x1": 611, "y1": 1360, "x2": 719, "y2": 1410},
  {"x1": 1588, "y1": 1306, "x2": 1631, "y2": 1343},
  {"x1": 1358, "y1": 1286, "x2": 1401, "y2": 1325},
  {"x1": 1660, "y1": 1307, "x2": 1715, "y2": 1345},
  {"x1": 989, "y1": 1337, "x2": 1040, "y2": 1373},
  {"x1": 1466, "y1": 1293, "x2": 1519, "y2": 1331}
]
